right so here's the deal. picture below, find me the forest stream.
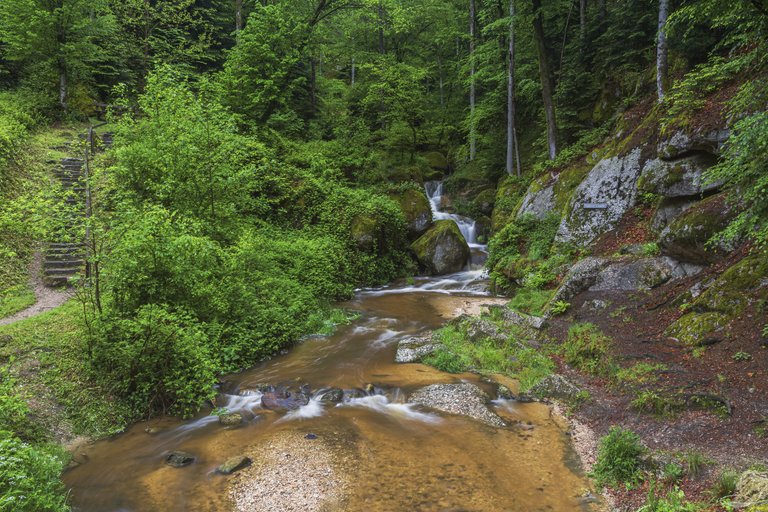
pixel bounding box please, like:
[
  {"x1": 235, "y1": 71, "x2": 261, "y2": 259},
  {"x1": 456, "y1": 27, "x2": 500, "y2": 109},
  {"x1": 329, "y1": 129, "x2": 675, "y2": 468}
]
[{"x1": 63, "y1": 186, "x2": 596, "y2": 512}]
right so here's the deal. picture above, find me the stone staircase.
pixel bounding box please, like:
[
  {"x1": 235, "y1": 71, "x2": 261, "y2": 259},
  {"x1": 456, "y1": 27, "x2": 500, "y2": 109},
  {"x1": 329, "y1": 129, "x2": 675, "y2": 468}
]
[{"x1": 42, "y1": 132, "x2": 112, "y2": 287}]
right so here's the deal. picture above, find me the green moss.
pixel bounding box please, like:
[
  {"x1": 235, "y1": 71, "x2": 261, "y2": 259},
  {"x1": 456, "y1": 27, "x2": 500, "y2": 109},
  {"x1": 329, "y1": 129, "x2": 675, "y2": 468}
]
[
  {"x1": 410, "y1": 220, "x2": 470, "y2": 275},
  {"x1": 0, "y1": 285, "x2": 35, "y2": 318},
  {"x1": 390, "y1": 188, "x2": 432, "y2": 238},
  {"x1": 422, "y1": 151, "x2": 449, "y2": 171},
  {"x1": 350, "y1": 214, "x2": 378, "y2": 251},
  {"x1": 491, "y1": 175, "x2": 527, "y2": 233},
  {"x1": 666, "y1": 311, "x2": 729, "y2": 346},
  {"x1": 553, "y1": 163, "x2": 591, "y2": 215},
  {"x1": 686, "y1": 255, "x2": 768, "y2": 317}
]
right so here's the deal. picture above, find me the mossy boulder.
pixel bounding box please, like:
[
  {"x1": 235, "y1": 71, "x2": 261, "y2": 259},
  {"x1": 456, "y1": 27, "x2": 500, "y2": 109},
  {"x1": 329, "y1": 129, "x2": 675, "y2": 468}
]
[
  {"x1": 666, "y1": 311, "x2": 729, "y2": 346},
  {"x1": 659, "y1": 193, "x2": 734, "y2": 265},
  {"x1": 638, "y1": 154, "x2": 720, "y2": 198},
  {"x1": 391, "y1": 188, "x2": 433, "y2": 239},
  {"x1": 690, "y1": 255, "x2": 768, "y2": 316},
  {"x1": 422, "y1": 151, "x2": 450, "y2": 181},
  {"x1": 658, "y1": 129, "x2": 729, "y2": 160},
  {"x1": 491, "y1": 175, "x2": 527, "y2": 233},
  {"x1": 472, "y1": 188, "x2": 496, "y2": 216},
  {"x1": 350, "y1": 215, "x2": 378, "y2": 251},
  {"x1": 410, "y1": 220, "x2": 470, "y2": 275},
  {"x1": 388, "y1": 164, "x2": 424, "y2": 184}
]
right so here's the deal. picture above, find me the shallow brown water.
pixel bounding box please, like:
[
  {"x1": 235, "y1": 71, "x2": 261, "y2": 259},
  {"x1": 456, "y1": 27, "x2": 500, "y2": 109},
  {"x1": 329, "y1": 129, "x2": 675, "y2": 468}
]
[{"x1": 64, "y1": 275, "x2": 595, "y2": 511}]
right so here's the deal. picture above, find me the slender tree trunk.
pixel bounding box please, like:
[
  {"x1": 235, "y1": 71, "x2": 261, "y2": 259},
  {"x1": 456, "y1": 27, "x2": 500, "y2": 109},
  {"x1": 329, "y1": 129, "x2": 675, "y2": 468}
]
[
  {"x1": 657, "y1": 0, "x2": 669, "y2": 102},
  {"x1": 59, "y1": 64, "x2": 68, "y2": 112},
  {"x1": 580, "y1": 0, "x2": 586, "y2": 40},
  {"x1": 469, "y1": 0, "x2": 477, "y2": 161},
  {"x1": 310, "y1": 57, "x2": 317, "y2": 111},
  {"x1": 235, "y1": 0, "x2": 243, "y2": 35},
  {"x1": 506, "y1": 0, "x2": 520, "y2": 176},
  {"x1": 437, "y1": 54, "x2": 445, "y2": 110},
  {"x1": 532, "y1": 0, "x2": 558, "y2": 160},
  {"x1": 351, "y1": 57, "x2": 356, "y2": 86},
  {"x1": 378, "y1": 0, "x2": 385, "y2": 54}
]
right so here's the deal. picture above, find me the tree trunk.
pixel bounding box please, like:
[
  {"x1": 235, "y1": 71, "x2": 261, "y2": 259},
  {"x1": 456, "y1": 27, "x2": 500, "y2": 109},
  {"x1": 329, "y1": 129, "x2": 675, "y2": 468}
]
[
  {"x1": 235, "y1": 0, "x2": 243, "y2": 35},
  {"x1": 310, "y1": 57, "x2": 317, "y2": 111},
  {"x1": 532, "y1": 0, "x2": 557, "y2": 160},
  {"x1": 580, "y1": 0, "x2": 586, "y2": 40},
  {"x1": 378, "y1": 0, "x2": 385, "y2": 54},
  {"x1": 469, "y1": 0, "x2": 477, "y2": 161},
  {"x1": 59, "y1": 64, "x2": 68, "y2": 112},
  {"x1": 437, "y1": 54, "x2": 445, "y2": 110},
  {"x1": 506, "y1": 0, "x2": 520, "y2": 176},
  {"x1": 351, "y1": 57, "x2": 356, "y2": 86},
  {"x1": 657, "y1": 0, "x2": 669, "y2": 102}
]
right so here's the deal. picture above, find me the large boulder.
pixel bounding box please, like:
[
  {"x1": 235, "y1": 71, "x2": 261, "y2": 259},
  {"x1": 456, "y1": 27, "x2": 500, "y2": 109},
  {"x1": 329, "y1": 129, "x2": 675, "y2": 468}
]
[
  {"x1": 651, "y1": 197, "x2": 698, "y2": 232},
  {"x1": 658, "y1": 129, "x2": 729, "y2": 160},
  {"x1": 517, "y1": 180, "x2": 555, "y2": 220},
  {"x1": 391, "y1": 188, "x2": 433, "y2": 239},
  {"x1": 638, "y1": 155, "x2": 720, "y2": 198},
  {"x1": 556, "y1": 148, "x2": 644, "y2": 246},
  {"x1": 410, "y1": 220, "x2": 470, "y2": 275},
  {"x1": 659, "y1": 193, "x2": 735, "y2": 265},
  {"x1": 588, "y1": 257, "x2": 701, "y2": 292},
  {"x1": 409, "y1": 383, "x2": 506, "y2": 427},
  {"x1": 350, "y1": 215, "x2": 378, "y2": 251},
  {"x1": 551, "y1": 257, "x2": 611, "y2": 303}
]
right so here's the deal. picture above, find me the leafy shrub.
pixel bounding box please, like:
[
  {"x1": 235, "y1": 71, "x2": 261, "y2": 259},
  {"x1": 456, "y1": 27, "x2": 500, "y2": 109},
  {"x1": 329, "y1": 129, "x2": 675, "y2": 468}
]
[
  {"x1": 507, "y1": 289, "x2": 554, "y2": 316},
  {"x1": 631, "y1": 390, "x2": 684, "y2": 417},
  {"x1": 562, "y1": 323, "x2": 614, "y2": 376},
  {"x1": 591, "y1": 426, "x2": 645, "y2": 487},
  {"x1": 708, "y1": 468, "x2": 739, "y2": 500},
  {"x1": 638, "y1": 483, "x2": 704, "y2": 512},
  {"x1": 549, "y1": 300, "x2": 570, "y2": 316},
  {"x1": 0, "y1": 432, "x2": 69, "y2": 512}
]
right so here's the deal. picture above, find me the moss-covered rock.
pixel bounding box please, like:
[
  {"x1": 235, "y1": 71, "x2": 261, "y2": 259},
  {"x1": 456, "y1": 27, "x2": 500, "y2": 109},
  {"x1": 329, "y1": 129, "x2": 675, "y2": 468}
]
[
  {"x1": 491, "y1": 176, "x2": 527, "y2": 233},
  {"x1": 666, "y1": 311, "x2": 729, "y2": 346},
  {"x1": 410, "y1": 220, "x2": 470, "y2": 275},
  {"x1": 659, "y1": 193, "x2": 734, "y2": 265},
  {"x1": 350, "y1": 215, "x2": 378, "y2": 251},
  {"x1": 638, "y1": 154, "x2": 719, "y2": 198},
  {"x1": 690, "y1": 255, "x2": 768, "y2": 316},
  {"x1": 472, "y1": 188, "x2": 496, "y2": 216},
  {"x1": 390, "y1": 188, "x2": 433, "y2": 239},
  {"x1": 422, "y1": 151, "x2": 449, "y2": 181}
]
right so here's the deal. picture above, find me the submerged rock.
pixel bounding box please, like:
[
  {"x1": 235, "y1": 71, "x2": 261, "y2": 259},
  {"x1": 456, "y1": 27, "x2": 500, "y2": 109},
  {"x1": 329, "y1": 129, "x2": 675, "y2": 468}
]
[
  {"x1": 166, "y1": 451, "x2": 195, "y2": 468},
  {"x1": 410, "y1": 220, "x2": 470, "y2": 275},
  {"x1": 260, "y1": 390, "x2": 310, "y2": 411},
  {"x1": 217, "y1": 455, "x2": 252, "y2": 475},
  {"x1": 394, "y1": 336, "x2": 439, "y2": 363},
  {"x1": 219, "y1": 412, "x2": 243, "y2": 426},
  {"x1": 409, "y1": 383, "x2": 506, "y2": 428}
]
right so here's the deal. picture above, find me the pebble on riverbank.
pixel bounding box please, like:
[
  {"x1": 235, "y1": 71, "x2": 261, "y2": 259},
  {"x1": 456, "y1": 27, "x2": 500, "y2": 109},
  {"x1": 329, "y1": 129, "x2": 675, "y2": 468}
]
[{"x1": 229, "y1": 431, "x2": 354, "y2": 512}]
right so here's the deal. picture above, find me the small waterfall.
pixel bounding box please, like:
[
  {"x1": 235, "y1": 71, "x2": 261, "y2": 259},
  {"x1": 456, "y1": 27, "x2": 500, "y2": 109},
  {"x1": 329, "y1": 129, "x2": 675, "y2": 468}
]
[{"x1": 425, "y1": 181, "x2": 480, "y2": 247}]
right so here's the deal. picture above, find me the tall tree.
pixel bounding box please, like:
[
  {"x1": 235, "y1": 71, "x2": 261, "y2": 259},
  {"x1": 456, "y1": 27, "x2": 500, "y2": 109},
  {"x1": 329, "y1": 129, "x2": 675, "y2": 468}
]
[
  {"x1": 506, "y1": 0, "x2": 521, "y2": 176},
  {"x1": 531, "y1": 0, "x2": 557, "y2": 159},
  {"x1": 656, "y1": 0, "x2": 669, "y2": 102},
  {"x1": 0, "y1": 0, "x2": 115, "y2": 111},
  {"x1": 469, "y1": 0, "x2": 477, "y2": 161}
]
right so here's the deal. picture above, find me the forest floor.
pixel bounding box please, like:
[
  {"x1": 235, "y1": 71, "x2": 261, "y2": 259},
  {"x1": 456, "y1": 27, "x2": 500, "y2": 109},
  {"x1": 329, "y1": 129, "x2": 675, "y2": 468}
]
[{"x1": 543, "y1": 244, "x2": 767, "y2": 509}]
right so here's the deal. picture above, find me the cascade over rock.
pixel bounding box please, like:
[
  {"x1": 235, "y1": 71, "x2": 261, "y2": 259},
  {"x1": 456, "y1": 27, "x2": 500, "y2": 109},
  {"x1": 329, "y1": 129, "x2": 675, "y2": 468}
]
[{"x1": 410, "y1": 220, "x2": 470, "y2": 275}]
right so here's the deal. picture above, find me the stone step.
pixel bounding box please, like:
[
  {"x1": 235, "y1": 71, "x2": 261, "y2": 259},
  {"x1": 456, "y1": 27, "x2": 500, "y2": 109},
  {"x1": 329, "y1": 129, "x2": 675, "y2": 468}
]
[
  {"x1": 45, "y1": 254, "x2": 84, "y2": 263},
  {"x1": 44, "y1": 267, "x2": 82, "y2": 277},
  {"x1": 43, "y1": 275, "x2": 71, "y2": 287},
  {"x1": 44, "y1": 259, "x2": 84, "y2": 269}
]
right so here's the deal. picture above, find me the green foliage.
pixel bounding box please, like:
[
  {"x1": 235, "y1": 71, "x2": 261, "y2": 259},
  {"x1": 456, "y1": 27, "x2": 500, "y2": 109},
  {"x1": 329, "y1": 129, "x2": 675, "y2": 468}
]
[
  {"x1": 615, "y1": 363, "x2": 666, "y2": 387},
  {"x1": 661, "y1": 462, "x2": 684, "y2": 483},
  {"x1": 562, "y1": 323, "x2": 614, "y2": 376},
  {"x1": 642, "y1": 242, "x2": 661, "y2": 256},
  {"x1": 0, "y1": 432, "x2": 69, "y2": 512},
  {"x1": 0, "y1": 285, "x2": 35, "y2": 318},
  {"x1": 732, "y1": 351, "x2": 752, "y2": 362},
  {"x1": 709, "y1": 468, "x2": 739, "y2": 500},
  {"x1": 549, "y1": 300, "x2": 570, "y2": 316},
  {"x1": 681, "y1": 450, "x2": 711, "y2": 479},
  {"x1": 591, "y1": 426, "x2": 645, "y2": 488},
  {"x1": 507, "y1": 289, "x2": 554, "y2": 317},
  {"x1": 638, "y1": 483, "x2": 704, "y2": 512},
  {"x1": 631, "y1": 390, "x2": 684, "y2": 418}
]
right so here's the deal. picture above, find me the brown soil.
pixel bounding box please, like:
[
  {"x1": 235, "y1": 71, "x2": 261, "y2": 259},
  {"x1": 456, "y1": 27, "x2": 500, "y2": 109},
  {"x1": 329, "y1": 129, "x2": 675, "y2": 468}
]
[{"x1": 544, "y1": 241, "x2": 767, "y2": 509}]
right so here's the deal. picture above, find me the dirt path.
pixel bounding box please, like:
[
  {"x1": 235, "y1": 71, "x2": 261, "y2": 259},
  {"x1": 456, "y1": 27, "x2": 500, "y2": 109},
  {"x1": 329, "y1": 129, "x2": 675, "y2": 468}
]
[{"x1": 0, "y1": 252, "x2": 72, "y2": 326}]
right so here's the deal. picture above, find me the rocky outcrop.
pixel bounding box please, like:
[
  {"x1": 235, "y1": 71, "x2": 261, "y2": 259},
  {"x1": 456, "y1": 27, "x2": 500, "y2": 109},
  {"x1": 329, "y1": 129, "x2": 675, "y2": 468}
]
[
  {"x1": 391, "y1": 188, "x2": 433, "y2": 239},
  {"x1": 409, "y1": 383, "x2": 506, "y2": 427},
  {"x1": 638, "y1": 154, "x2": 720, "y2": 198},
  {"x1": 588, "y1": 257, "x2": 701, "y2": 292},
  {"x1": 658, "y1": 129, "x2": 729, "y2": 160},
  {"x1": 518, "y1": 180, "x2": 556, "y2": 220},
  {"x1": 557, "y1": 148, "x2": 643, "y2": 245},
  {"x1": 350, "y1": 215, "x2": 378, "y2": 252},
  {"x1": 395, "y1": 336, "x2": 439, "y2": 363},
  {"x1": 659, "y1": 193, "x2": 735, "y2": 265},
  {"x1": 410, "y1": 220, "x2": 470, "y2": 275},
  {"x1": 551, "y1": 257, "x2": 611, "y2": 303}
]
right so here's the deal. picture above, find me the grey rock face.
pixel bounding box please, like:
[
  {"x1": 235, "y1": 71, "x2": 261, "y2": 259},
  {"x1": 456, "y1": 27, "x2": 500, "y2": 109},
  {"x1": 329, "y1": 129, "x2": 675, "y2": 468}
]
[
  {"x1": 551, "y1": 257, "x2": 611, "y2": 303},
  {"x1": 589, "y1": 257, "x2": 701, "y2": 292},
  {"x1": 639, "y1": 155, "x2": 720, "y2": 198},
  {"x1": 556, "y1": 148, "x2": 643, "y2": 246},
  {"x1": 394, "y1": 336, "x2": 439, "y2": 363},
  {"x1": 651, "y1": 197, "x2": 698, "y2": 232},
  {"x1": 517, "y1": 181, "x2": 556, "y2": 220},
  {"x1": 527, "y1": 374, "x2": 582, "y2": 401},
  {"x1": 658, "y1": 129, "x2": 729, "y2": 160},
  {"x1": 409, "y1": 383, "x2": 506, "y2": 427}
]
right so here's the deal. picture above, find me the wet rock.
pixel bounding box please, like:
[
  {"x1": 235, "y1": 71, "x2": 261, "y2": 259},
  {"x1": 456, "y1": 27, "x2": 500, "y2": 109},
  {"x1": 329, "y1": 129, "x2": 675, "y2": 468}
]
[
  {"x1": 144, "y1": 426, "x2": 161, "y2": 435},
  {"x1": 410, "y1": 220, "x2": 470, "y2": 275},
  {"x1": 526, "y1": 374, "x2": 582, "y2": 402},
  {"x1": 343, "y1": 389, "x2": 367, "y2": 400},
  {"x1": 551, "y1": 257, "x2": 610, "y2": 303},
  {"x1": 409, "y1": 383, "x2": 506, "y2": 428},
  {"x1": 497, "y1": 385, "x2": 515, "y2": 400},
  {"x1": 260, "y1": 390, "x2": 309, "y2": 411},
  {"x1": 734, "y1": 470, "x2": 768, "y2": 509},
  {"x1": 219, "y1": 412, "x2": 243, "y2": 426},
  {"x1": 217, "y1": 455, "x2": 251, "y2": 475},
  {"x1": 166, "y1": 451, "x2": 195, "y2": 468},
  {"x1": 318, "y1": 388, "x2": 344, "y2": 403},
  {"x1": 395, "y1": 336, "x2": 439, "y2": 363},
  {"x1": 496, "y1": 308, "x2": 547, "y2": 330},
  {"x1": 556, "y1": 148, "x2": 644, "y2": 246}
]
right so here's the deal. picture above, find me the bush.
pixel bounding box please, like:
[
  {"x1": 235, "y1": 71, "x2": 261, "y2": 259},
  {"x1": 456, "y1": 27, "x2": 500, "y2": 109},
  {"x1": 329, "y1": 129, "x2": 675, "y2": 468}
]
[
  {"x1": 0, "y1": 432, "x2": 69, "y2": 512},
  {"x1": 562, "y1": 323, "x2": 614, "y2": 376},
  {"x1": 591, "y1": 426, "x2": 645, "y2": 487}
]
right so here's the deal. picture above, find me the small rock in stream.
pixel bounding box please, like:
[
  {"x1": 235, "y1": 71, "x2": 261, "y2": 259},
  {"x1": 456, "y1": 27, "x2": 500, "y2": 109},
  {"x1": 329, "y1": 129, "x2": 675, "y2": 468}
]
[
  {"x1": 219, "y1": 412, "x2": 243, "y2": 426},
  {"x1": 217, "y1": 455, "x2": 252, "y2": 475},
  {"x1": 166, "y1": 451, "x2": 196, "y2": 468},
  {"x1": 318, "y1": 388, "x2": 344, "y2": 403},
  {"x1": 409, "y1": 383, "x2": 506, "y2": 428}
]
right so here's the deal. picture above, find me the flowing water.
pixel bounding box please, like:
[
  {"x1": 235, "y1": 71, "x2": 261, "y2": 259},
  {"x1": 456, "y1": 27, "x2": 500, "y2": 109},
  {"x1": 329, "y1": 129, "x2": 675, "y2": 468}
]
[{"x1": 63, "y1": 184, "x2": 595, "y2": 511}]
